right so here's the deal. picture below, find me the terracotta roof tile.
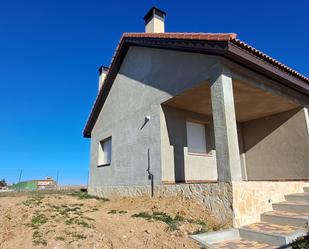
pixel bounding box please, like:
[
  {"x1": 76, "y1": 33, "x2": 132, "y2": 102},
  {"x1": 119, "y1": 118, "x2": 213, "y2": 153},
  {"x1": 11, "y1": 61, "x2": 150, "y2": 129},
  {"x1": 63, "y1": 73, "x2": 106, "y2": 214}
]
[
  {"x1": 120, "y1": 33, "x2": 308, "y2": 83},
  {"x1": 122, "y1": 32, "x2": 237, "y2": 41},
  {"x1": 230, "y1": 38, "x2": 309, "y2": 83}
]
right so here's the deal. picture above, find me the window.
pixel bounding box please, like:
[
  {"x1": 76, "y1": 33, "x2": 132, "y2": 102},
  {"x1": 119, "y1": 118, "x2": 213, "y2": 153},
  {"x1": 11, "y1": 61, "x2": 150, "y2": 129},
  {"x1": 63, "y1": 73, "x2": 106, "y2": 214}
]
[
  {"x1": 186, "y1": 121, "x2": 207, "y2": 154},
  {"x1": 98, "y1": 137, "x2": 112, "y2": 166}
]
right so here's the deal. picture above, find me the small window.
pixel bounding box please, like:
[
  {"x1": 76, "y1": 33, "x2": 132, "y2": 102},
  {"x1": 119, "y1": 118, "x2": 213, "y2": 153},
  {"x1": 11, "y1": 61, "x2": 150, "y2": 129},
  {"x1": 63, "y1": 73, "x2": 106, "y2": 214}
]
[
  {"x1": 98, "y1": 137, "x2": 112, "y2": 166},
  {"x1": 186, "y1": 121, "x2": 207, "y2": 154}
]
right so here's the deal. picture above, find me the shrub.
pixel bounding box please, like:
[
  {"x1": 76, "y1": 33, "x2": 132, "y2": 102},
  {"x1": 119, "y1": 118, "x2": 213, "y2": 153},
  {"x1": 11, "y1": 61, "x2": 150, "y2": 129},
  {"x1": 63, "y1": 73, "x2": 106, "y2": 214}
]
[
  {"x1": 291, "y1": 224, "x2": 309, "y2": 249},
  {"x1": 132, "y1": 212, "x2": 179, "y2": 230},
  {"x1": 31, "y1": 213, "x2": 48, "y2": 229},
  {"x1": 290, "y1": 234, "x2": 309, "y2": 249},
  {"x1": 67, "y1": 192, "x2": 109, "y2": 201}
]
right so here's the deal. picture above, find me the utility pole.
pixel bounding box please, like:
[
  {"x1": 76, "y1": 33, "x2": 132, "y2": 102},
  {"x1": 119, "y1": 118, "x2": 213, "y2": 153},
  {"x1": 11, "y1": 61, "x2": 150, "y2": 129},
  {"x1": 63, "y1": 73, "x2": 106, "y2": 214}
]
[
  {"x1": 56, "y1": 170, "x2": 59, "y2": 183},
  {"x1": 56, "y1": 170, "x2": 59, "y2": 188},
  {"x1": 18, "y1": 169, "x2": 22, "y2": 192},
  {"x1": 87, "y1": 170, "x2": 89, "y2": 187}
]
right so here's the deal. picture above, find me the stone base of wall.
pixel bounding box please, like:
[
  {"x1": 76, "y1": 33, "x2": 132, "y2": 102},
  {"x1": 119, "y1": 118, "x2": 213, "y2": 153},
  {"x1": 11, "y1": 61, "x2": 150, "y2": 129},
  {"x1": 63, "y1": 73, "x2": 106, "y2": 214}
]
[
  {"x1": 89, "y1": 181, "x2": 305, "y2": 228},
  {"x1": 232, "y1": 181, "x2": 305, "y2": 227},
  {"x1": 88, "y1": 182, "x2": 233, "y2": 224}
]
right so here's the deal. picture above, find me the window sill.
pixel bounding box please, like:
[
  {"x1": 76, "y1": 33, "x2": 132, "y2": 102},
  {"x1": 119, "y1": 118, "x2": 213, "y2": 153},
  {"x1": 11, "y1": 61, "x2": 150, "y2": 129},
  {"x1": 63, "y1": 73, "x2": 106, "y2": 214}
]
[
  {"x1": 97, "y1": 163, "x2": 111, "y2": 167},
  {"x1": 188, "y1": 153, "x2": 213, "y2": 157}
]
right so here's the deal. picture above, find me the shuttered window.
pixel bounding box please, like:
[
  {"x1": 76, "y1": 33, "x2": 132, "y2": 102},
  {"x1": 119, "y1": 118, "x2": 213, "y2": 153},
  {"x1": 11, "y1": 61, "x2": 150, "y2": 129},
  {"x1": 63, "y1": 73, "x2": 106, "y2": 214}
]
[{"x1": 186, "y1": 122, "x2": 207, "y2": 154}]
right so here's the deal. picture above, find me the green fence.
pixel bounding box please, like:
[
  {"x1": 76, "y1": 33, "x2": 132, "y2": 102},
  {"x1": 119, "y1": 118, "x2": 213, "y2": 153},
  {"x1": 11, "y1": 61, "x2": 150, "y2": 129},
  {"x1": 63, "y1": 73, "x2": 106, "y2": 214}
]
[{"x1": 10, "y1": 180, "x2": 38, "y2": 191}]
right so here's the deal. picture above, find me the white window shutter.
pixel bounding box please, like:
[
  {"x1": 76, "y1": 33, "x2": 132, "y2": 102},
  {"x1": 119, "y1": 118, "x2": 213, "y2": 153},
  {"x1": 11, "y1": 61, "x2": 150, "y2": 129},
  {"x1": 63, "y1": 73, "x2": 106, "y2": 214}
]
[{"x1": 186, "y1": 122, "x2": 207, "y2": 154}]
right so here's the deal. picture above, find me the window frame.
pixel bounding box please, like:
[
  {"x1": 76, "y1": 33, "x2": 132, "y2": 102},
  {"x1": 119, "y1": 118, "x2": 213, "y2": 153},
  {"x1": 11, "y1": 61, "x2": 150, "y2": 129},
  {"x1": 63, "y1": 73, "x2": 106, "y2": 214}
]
[
  {"x1": 186, "y1": 121, "x2": 211, "y2": 157},
  {"x1": 97, "y1": 136, "x2": 112, "y2": 167}
]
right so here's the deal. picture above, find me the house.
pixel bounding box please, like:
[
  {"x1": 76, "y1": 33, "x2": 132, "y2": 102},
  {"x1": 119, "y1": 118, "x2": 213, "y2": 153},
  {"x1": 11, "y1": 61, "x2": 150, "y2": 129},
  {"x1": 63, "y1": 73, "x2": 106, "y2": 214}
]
[{"x1": 84, "y1": 7, "x2": 309, "y2": 228}]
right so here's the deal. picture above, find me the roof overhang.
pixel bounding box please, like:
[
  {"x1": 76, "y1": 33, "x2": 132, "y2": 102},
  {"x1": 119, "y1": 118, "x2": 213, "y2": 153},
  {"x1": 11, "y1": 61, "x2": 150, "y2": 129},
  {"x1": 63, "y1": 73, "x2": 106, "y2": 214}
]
[{"x1": 83, "y1": 33, "x2": 309, "y2": 138}]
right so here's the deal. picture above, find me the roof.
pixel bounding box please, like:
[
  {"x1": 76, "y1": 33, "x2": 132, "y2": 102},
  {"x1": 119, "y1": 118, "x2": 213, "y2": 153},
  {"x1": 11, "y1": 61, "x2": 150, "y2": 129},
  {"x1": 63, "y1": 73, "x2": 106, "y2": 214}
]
[{"x1": 83, "y1": 32, "x2": 309, "y2": 138}]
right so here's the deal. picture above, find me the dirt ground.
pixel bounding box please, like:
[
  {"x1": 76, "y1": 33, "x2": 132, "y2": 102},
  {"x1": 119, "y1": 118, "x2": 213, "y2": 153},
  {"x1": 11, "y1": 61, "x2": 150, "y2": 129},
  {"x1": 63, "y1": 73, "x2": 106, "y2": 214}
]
[{"x1": 0, "y1": 191, "x2": 230, "y2": 249}]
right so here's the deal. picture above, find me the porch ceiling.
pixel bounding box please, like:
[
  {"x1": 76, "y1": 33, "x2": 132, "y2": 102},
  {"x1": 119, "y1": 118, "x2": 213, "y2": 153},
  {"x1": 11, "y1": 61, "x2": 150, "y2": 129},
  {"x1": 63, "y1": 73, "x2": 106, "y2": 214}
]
[{"x1": 163, "y1": 80, "x2": 300, "y2": 122}]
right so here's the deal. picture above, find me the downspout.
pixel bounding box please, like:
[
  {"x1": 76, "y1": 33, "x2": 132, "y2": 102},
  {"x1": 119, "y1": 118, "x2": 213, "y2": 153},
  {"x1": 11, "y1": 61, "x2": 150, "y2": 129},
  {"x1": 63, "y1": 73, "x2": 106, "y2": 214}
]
[
  {"x1": 142, "y1": 115, "x2": 154, "y2": 197},
  {"x1": 147, "y1": 148, "x2": 154, "y2": 197}
]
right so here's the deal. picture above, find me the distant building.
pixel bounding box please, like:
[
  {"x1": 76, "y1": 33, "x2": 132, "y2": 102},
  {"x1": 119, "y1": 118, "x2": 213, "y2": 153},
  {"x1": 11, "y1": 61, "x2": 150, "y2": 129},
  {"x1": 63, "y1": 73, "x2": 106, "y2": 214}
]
[
  {"x1": 0, "y1": 186, "x2": 13, "y2": 192},
  {"x1": 10, "y1": 177, "x2": 57, "y2": 191}
]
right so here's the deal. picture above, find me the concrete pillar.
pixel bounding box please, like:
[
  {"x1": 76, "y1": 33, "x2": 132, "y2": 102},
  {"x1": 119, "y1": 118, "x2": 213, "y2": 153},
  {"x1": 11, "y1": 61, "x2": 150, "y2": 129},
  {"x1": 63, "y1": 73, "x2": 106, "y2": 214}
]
[{"x1": 210, "y1": 66, "x2": 242, "y2": 181}]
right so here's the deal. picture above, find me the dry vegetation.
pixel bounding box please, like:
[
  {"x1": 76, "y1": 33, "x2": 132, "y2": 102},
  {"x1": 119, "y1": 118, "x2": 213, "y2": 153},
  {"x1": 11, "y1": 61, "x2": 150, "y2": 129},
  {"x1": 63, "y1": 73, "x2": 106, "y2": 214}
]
[{"x1": 0, "y1": 191, "x2": 230, "y2": 249}]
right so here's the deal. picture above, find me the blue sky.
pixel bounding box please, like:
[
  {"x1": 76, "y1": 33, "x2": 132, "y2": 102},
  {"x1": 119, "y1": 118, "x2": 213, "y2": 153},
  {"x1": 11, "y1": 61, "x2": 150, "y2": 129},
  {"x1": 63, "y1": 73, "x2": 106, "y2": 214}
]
[{"x1": 0, "y1": 0, "x2": 308, "y2": 185}]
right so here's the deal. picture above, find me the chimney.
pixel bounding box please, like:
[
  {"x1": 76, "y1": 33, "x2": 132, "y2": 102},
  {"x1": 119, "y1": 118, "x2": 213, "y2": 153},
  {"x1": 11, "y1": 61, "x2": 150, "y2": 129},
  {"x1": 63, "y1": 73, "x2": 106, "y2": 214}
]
[
  {"x1": 98, "y1": 66, "x2": 109, "y2": 92},
  {"x1": 144, "y1": 7, "x2": 166, "y2": 33}
]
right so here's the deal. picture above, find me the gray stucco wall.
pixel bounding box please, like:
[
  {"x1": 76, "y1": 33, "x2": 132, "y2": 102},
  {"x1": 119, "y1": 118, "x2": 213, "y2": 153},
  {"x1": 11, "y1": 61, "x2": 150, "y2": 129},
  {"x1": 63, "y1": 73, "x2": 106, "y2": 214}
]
[
  {"x1": 160, "y1": 106, "x2": 217, "y2": 182},
  {"x1": 89, "y1": 47, "x2": 218, "y2": 189},
  {"x1": 241, "y1": 108, "x2": 309, "y2": 180},
  {"x1": 88, "y1": 45, "x2": 309, "y2": 189}
]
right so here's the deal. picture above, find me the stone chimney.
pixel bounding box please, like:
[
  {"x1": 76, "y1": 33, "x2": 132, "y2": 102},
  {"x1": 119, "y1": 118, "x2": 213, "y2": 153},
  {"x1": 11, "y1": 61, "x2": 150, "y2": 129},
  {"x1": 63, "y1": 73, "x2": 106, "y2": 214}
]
[
  {"x1": 144, "y1": 7, "x2": 166, "y2": 33},
  {"x1": 98, "y1": 66, "x2": 109, "y2": 92}
]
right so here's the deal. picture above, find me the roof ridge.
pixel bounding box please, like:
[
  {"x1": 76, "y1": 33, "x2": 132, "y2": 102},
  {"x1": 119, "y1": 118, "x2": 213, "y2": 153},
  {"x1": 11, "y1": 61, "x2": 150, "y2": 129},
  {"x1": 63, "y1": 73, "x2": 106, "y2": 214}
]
[{"x1": 123, "y1": 32, "x2": 237, "y2": 40}]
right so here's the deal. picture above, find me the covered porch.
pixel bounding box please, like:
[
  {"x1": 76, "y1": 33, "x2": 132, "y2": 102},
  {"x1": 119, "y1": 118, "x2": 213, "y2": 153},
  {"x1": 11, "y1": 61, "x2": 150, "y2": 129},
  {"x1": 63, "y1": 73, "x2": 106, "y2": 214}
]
[{"x1": 160, "y1": 65, "x2": 309, "y2": 184}]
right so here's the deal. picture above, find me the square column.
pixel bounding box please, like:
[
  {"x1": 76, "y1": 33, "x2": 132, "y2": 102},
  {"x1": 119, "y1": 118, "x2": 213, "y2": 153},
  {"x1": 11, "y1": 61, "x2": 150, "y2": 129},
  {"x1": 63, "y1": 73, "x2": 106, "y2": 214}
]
[{"x1": 210, "y1": 66, "x2": 242, "y2": 181}]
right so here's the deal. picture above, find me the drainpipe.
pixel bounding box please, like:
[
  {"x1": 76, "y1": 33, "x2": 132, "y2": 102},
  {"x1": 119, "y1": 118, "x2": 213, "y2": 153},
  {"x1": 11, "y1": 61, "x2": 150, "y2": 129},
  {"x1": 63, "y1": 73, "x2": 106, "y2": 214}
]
[
  {"x1": 143, "y1": 115, "x2": 154, "y2": 197},
  {"x1": 147, "y1": 148, "x2": 154, "y2": 197}
]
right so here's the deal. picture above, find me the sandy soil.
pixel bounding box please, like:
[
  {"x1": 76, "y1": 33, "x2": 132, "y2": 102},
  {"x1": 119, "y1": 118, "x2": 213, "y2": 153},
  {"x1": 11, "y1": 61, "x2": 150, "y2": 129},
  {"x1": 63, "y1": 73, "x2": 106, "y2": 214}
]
[{"x1": 0, "y1": 191, "x2": 228, "y2": 249}]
